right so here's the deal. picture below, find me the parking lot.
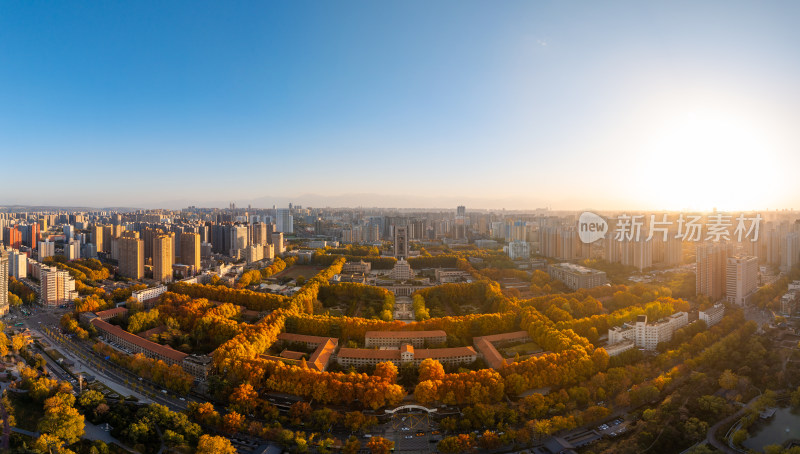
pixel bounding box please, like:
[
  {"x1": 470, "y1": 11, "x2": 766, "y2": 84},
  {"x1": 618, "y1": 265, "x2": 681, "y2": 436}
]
[
  {"x1": 597, "y1": 417, "x2": 629, "y2": 437},
  {"x1": 384, "y1": 413, "x2": 440, "y2": 453}
]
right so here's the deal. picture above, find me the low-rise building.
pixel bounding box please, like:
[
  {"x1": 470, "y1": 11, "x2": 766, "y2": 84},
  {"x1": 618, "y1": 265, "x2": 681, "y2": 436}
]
[
  {"x1": 132, "y1": 285, "x2": 168, "y2": 304},
  {"x1": 547, "y1": 263, "x2": 607, "y2": 290},
  {"x1": 90, "y1": 317, "x2": 212, "y2": 380},
  {"x1": 275, "y1": 333, "x2": 338, "y2": 371},
  {"x1": 506, "y1": 240, "x2": 530, "y2": 260},
  {"x1": 604, "y1": 339, "x2": 635, "y2": 357},
  {"x1": 607, "y1": 312, "x2": 689, "y2": 351},
  {"x1": 434, "y1": 268, "x2": 472, "y2": 284},
  {"x1": 699, "y1": 304, "x2": 725, "y2": 327},
  {"x1": 388, "y1": 259, "x2": 415, "y2": 281},
  {"x1": 336, "y1": 344, "x2": 477, "y2": 368},
  {"x1": 634, "y1": 312, "x2": 688, "y2": 350},
  {"x1": 94, "y1": 307, "x2": 129, "y2": 321},
  {"x1": 342, "y1": 260, "x2": 372, "y2": 274},
  {"x1": 472, "y1": 331, "x2": 532, "y2": 369},
  {"x1": 364, "y1": 330, "x2": 447, "y2": 348},
  {"x1": 608, "y1": 324, "x2": 635, "y2": 344}
]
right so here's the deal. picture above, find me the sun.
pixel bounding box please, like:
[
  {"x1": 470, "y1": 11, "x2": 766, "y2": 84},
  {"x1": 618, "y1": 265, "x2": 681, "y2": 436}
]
[{"x1": 635, "y1": 108, "x2": 779, "y2": 212}]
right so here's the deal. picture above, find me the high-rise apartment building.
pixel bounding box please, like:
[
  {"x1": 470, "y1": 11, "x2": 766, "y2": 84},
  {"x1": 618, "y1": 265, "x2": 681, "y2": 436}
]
[
  {"x1": 664, "y1": 235, "x2": 683, "y2": 266},
  {"x1": 605, "y1": 237, "x2": 620, "y2": 263},
  {"x1": 39, "y1": 240, "x2": 55, "y2": 260},
  {"x1": 696, "y1": 243, "x2": 733, "y2": 302},
  {"x1": 229, "y1": 225, "x2": 248, "y2": 255},
  {"x1": 91, "y1": 224, "x2": 104, "y2": 254},
  {"x1": 102, "y1": 225, "x2": 113, "y2": 253},
  {"x1": 40, "y1": 266, "x2": 78, "y2": 307},
  {"x1": 21, "y1": 223, "x2": 39, "y2": 249},
  {"x1": 66, "y1": 239, "x2": 81, "y2": 261},
  {"x1": 276, "y1": 209, "x2": 294, "y2": 234},
  {"x1": 252, "y1": 222, "x2": 268, "y2": 246},
  {"x1": 782, "y1": 232, "x2": 800, "y2": 272},
  {"x1": 559, "y1": 228, "x2": 576, "y2": 260},
  {"x1": 3, "y1": 226, "x2": 21, "y2": 249},
  {"x1": 153, "y1": 233, "x2": 174, "y2": 283},
  {"x1": 0, "y1": 249, "x2": 8, "y2": 315},
  {"x1": 180, "y1": 232, "x2": 201, "y2": 271},
  {"x1": 507, "y1": 240, "x2": 530, "y2": 260},
  {"x1": 118, "y1": 231, "x2": 144, "y2": 280},
  {"x1": 726, "y1": 255, "x2": 758, "y2": 306},
  {"x1": 63, "y1": 225, "x2": 75, "y2": 242},
  {"x1": 271, "y1": 232, "x2": 284, "y2": 254},
  {"x1": 623, "y1": 238, "x2": 653, "y2": 271},
  {"x1": 394, "y1": 226, "x2": 409, "y2": 260},
  {"x1": 9, "y1": 249, "x2": 28, "y2": 279}
]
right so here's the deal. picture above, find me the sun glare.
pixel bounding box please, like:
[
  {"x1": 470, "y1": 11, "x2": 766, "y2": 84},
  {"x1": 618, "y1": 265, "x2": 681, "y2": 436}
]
[{"x1": 636, "y1": 109, "x2": 778, "y2": 212}]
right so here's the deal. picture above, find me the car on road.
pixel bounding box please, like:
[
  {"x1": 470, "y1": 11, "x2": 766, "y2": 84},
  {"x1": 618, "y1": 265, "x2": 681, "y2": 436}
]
[{"x1": 404, "y1": 436, "x2": 413, "y2": 439}]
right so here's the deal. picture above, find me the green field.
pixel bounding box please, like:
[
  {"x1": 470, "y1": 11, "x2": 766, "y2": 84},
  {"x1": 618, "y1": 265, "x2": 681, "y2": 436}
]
[{"x1": 273, "y1": 265, "x2": 324, "y2": 280}]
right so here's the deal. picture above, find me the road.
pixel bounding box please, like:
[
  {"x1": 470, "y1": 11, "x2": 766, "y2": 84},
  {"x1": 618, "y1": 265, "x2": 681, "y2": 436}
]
[{"x1": 14, "y1": 306, "x2": 195, "y2": 412}]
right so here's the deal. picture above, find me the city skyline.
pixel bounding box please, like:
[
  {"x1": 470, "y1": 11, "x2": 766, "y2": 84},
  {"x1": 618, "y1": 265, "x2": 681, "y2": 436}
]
[{"x1": 3, "y1": 1, "x2": 800, "y2": 210}]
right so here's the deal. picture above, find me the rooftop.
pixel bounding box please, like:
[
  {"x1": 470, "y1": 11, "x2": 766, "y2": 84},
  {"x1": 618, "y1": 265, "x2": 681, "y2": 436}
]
[
  {"x1": 415, "y1": 346, "x2": 477, "y2": 359},
  {"x1": 95, "y1": 307, "x2": 129, "y2": 319},
  {"x1": 91, "y1": 318, "x2": 187, "y2": 363},
  {"x1": 337, "y1": 348, "x2": 401, "y2": 360},
  {"x1": 365, "y1": 330, "x2": 446, "y2": 339},
  {"x1": 278, "y1": 332, "x2": 337, "y2": 346},
  {"x1": 551, "y1": 262, "x2": 604, "y2": 275},
  {"x1": 479, "y1": 331, "x2": 530, "y2": 343}
]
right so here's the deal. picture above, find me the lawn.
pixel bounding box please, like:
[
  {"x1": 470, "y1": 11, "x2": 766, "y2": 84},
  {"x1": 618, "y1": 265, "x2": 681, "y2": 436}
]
[{"x1": 273, "y1": 265, "x2": 324, "y2": 280}]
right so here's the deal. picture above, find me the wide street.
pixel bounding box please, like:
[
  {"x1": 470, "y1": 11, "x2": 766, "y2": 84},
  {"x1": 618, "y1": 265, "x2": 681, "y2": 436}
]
[{"x1": 11, "y1": 305, "x2": 195, "y2": 412}]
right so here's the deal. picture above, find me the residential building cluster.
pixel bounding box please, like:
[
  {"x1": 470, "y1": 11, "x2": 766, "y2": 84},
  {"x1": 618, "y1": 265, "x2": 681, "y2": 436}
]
[{"x1": 606, "y1": 311, "x2": 690, "y2": 354}]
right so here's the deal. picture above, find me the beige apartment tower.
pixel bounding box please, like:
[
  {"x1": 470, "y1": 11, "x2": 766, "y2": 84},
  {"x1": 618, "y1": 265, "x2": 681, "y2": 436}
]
[
  {"x1": 0, "y1": 249, "x2": 8, "y2": 315},
  {"x1": 696, "y1": 243, "x2": 734, "y2": 302},
  {"x1": 252, "y1": 222, "x2": 268, "y2": 246},
  {"x1": 102, "y1": 225, "x2": 113, "y2": 252},
  {"x1": 180, "y1": 232, "x2": 201, "y2": 272},
  {"x1": 91, "y1": 224, "x2": 104, "y2": 254},
  {"x1": 153, "y1": 233, "x2": 174, "y2": 283},
  {"x1": 118, "y1": 231, "x2": 144, "y2": 280},
  {"x1": 726, "y1": 255, "x2": 758, "y2": 306}
]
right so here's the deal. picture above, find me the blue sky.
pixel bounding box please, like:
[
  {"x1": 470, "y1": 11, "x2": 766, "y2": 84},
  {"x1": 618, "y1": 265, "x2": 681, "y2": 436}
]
[{"x1": 2, "y1": 1, "x2": 799, "y2": 209}]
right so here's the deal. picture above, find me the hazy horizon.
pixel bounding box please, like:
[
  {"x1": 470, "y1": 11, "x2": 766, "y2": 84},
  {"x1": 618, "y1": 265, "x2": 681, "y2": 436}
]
[
  {"x1": 3, "y1": 1, "x2": 800, "y2": 210},
  {"x1": 2, "y1": 191, "x2": 798, "y2": 213}
]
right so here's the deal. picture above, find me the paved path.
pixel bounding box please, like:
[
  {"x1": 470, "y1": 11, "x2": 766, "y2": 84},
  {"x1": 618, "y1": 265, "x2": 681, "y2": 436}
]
[{"x1": 705, "y1": 395, "x2": 760, "y2": 454}]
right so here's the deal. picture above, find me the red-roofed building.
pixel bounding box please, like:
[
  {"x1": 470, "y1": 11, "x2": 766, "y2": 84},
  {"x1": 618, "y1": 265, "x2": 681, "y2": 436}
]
[
  {"x1": 364, "y1": 330, "x2": 447, "y2": 348},
  {"x1": 280, "y1": 350, "x2": 306, "y2": 360},
  {"x1": 90, "y1": 318, "x2": 212, "y2": 380},
  {"x1": 94, "y1": 307, "x2": 129, "y2": 321},
  {"x1": 473, "y1": 331, "x2": 531, "y2": 369},
  {"x1": 336, "y1": 344, "x2": 476, "y2": 367}
]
